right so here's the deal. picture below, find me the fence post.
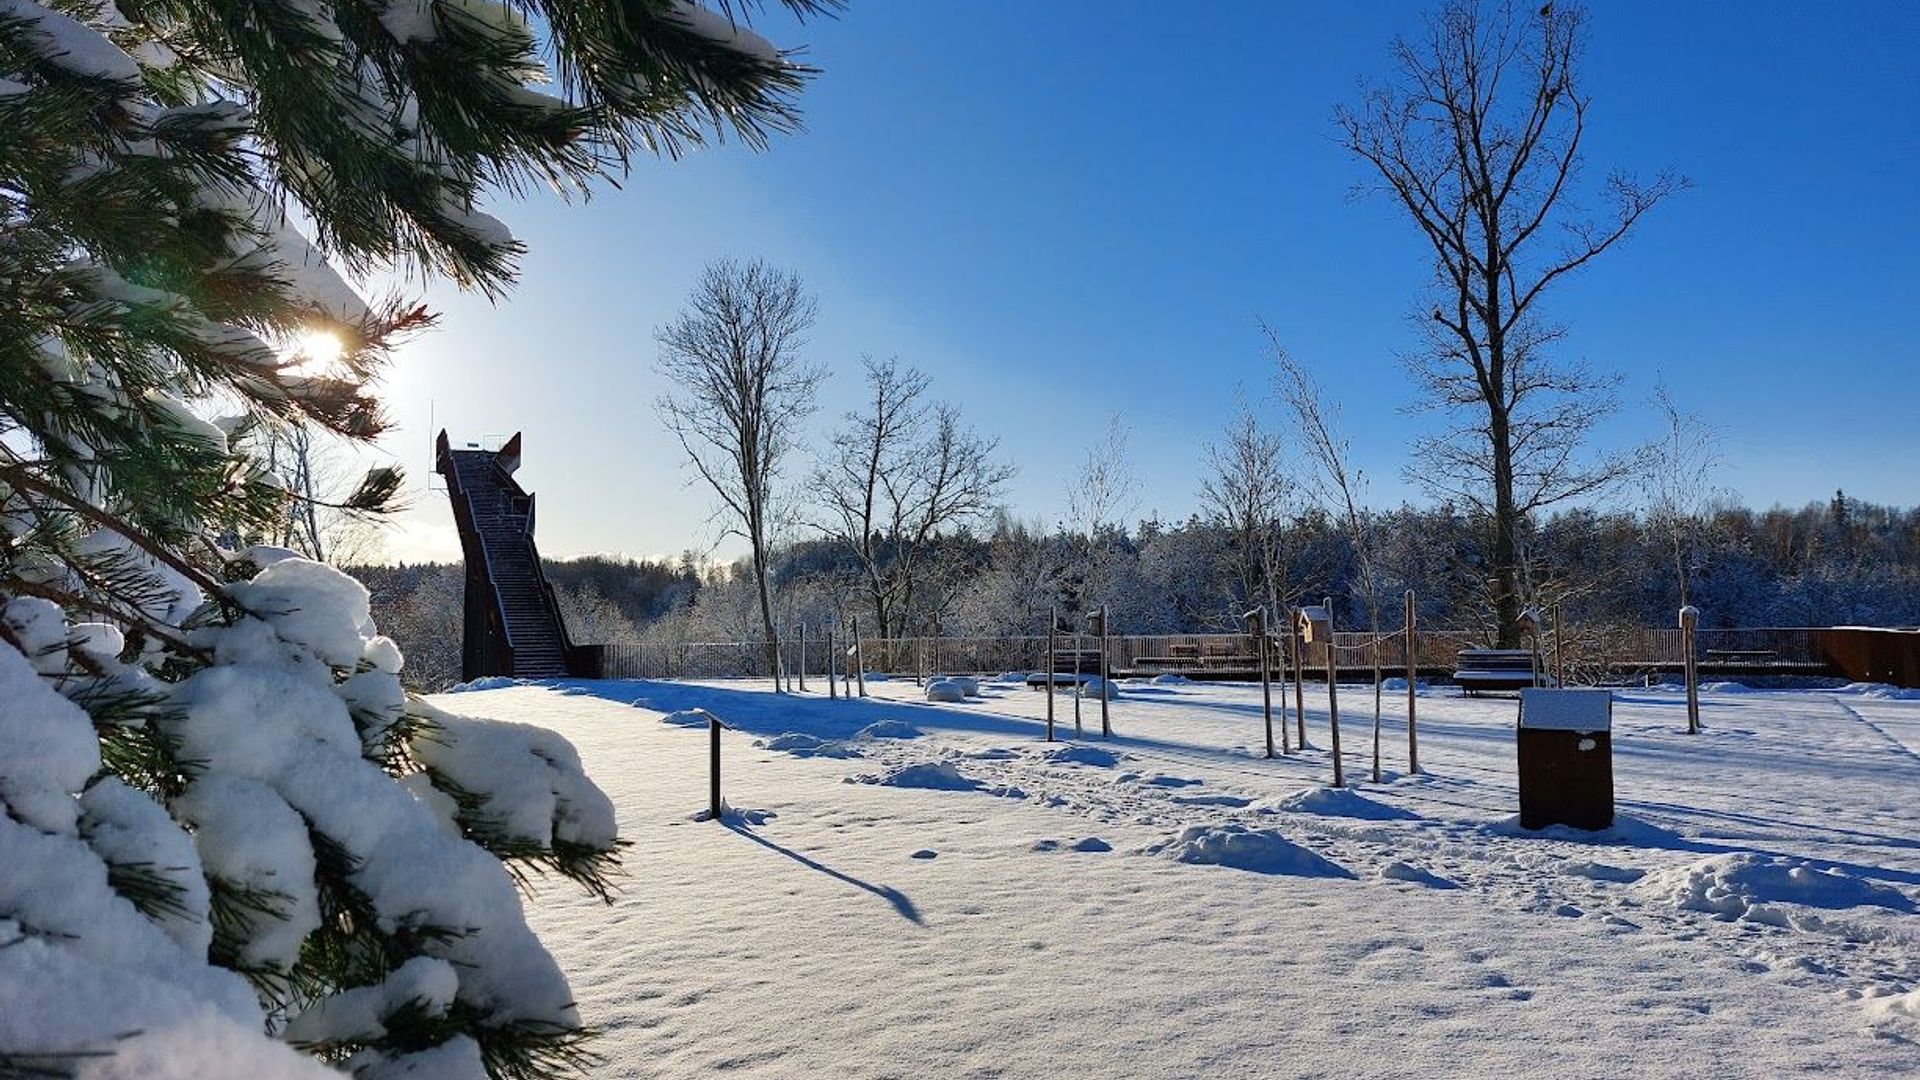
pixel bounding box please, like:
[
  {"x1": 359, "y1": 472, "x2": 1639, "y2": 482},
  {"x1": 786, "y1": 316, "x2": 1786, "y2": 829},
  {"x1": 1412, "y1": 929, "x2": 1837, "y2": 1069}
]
[
  {"x1": 1045, "y1": 606, "x2": 1057, "y2": 742},
  {"x1": 709, "y1": 713, "x2": 723, "y2": 822},
  {"x1": 797, "y1": 622, "x2": 807, "y2": 693},
  {"x1": 1553, "y1": 601, "x2": 1566, "y2": 689},
  {"x1": 1680, "y1": 605, "x2": 1700, "y2": 734},
  {"x1": 1405, "y1": 590, "x2": 1419, "y2": 775},
  {"x1": 826, "y1": 622, "x2": 838, "y2": 699}
]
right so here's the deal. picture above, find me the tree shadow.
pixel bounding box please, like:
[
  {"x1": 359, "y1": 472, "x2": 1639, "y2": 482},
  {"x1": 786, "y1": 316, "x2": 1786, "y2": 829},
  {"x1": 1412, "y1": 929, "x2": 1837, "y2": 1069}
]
[{"x1": 722, "y1": 821, "x2": 924, "y2": 925}]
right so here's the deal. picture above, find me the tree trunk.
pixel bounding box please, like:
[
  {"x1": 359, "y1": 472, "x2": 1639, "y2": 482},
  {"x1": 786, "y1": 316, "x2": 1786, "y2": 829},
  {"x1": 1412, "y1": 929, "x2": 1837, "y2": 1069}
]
[
  {"x1": 750, "y1": 524, "x2": 782, "y2": 693},
  {"x1": 1490, "y1": 404, "x2": 1522, "y2": 648}
]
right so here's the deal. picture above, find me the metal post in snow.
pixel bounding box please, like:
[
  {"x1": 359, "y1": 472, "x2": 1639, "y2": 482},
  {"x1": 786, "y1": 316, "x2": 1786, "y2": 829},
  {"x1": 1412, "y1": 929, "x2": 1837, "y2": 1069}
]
[{"x1": 1405, "y1": 590, "x2": 1419, "y2": 775}]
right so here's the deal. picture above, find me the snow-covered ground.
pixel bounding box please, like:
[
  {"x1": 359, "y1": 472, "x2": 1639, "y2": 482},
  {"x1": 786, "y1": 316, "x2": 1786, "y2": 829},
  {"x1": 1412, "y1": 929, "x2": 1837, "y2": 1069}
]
[{"x1": 444, "y1": 676, "x2": 1920, "y2": 1077}]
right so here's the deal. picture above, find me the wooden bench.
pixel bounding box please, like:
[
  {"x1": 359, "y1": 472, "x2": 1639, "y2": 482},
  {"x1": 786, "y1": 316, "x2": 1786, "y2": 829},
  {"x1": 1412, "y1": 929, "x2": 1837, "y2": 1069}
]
[
  {"x1": 1025, "y1": 649, "x2": 1108, "y2": 689},
  {"x1": 1452, "y1": 648, "x2": 1540, "y2": 695}
]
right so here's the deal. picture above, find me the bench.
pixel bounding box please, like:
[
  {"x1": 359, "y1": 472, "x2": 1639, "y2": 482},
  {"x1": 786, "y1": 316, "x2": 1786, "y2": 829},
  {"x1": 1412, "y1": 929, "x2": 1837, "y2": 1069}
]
[
  {"x1": 1452, "y1": 648, "x2": 1541, "y2": 695},
  {"x1": 1025, "y1": 649, "x2": 1108, "y2": 689}
]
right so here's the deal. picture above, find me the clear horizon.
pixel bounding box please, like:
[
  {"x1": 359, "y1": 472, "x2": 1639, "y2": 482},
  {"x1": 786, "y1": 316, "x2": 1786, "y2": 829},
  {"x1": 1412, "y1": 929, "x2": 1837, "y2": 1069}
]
[{"x1": 361, "y1": 1, "x2": 1920, "y2": 564}]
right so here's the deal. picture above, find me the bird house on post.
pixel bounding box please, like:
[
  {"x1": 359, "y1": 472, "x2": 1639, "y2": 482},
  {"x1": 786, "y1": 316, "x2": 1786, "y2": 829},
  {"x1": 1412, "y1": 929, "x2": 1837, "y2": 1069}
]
[
  {"x1": 1297, "y1": 605, "x2": 1331, "y2": 644},
  {"x1": 1517, "y1": 606, "x2": 1544, "y2": 688}
]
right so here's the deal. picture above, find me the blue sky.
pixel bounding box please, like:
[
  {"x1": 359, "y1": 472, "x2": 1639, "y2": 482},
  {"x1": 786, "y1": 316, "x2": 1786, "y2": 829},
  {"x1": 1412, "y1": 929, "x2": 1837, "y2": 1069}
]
[{"x1": 371, "y1": 1, "x2": 1920, "y2": 563}]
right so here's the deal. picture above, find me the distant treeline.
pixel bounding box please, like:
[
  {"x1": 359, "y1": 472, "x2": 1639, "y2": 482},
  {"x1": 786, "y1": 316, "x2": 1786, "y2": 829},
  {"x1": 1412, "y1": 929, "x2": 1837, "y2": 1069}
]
[{"x1": 359, "y1": 491, "x2": 1919, "y2": 691}]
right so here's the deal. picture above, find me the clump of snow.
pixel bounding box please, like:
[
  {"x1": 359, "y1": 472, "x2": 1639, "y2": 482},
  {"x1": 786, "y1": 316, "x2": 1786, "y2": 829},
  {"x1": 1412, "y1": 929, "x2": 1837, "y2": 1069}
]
[
  {"x1": 991, "y1": 671, "x2": 1029, "y2": 684},
  {"x1": 5, "y1": 595, "x2": 73, "y2": 674},
  {"x1": 1379, "y1": 861, "x2": 1456, "y2": 888},
  {"x1": 410, "y1": 703, "x2": 618, "y2": 851},
  {"x1": 850, "y1": 761, "x2": 982, "y2": 792},
  {"x1": 1071, "y1": 837, "x2": 1113, "y2": 853},
  {"x1": 1561, "y1": 860, "x2": 1645, "y2": 883},
  {"x1": 224, "y1": 557, "x2": 371, "y2": 669},
  {"x1": 1273, "y1": 786, "x2": 1420, "y2": 821},
  {"x1": 661, "y1": 707, "x2": 717, "y2": 727},
  {"x1": 446, "y1": 675, "x2": 521, "y2": 693},
  {"x1": 1150, "y1": 673, "x2": 1191, "y2": 685},
  {"x1": 1147, "y1": 824, "x2": 1354, "y2": 878},
  {"x1": 944, "y1": 676, "x2": 981, "y2": 697},
  {"x1": 0, "y1": 637, "x2": 100, "y2": 833},
  {"x1": 285, "y1": 955, "x2": 459, "y2": 1049},
  {"x1": 1079, "y1": 676, "x2": 1121, "y2": 701},
  {"x1": 756, "y1": 732, "x2": 862, "y2": 759},
  {"x1": 173, "y1": 774, "x2": 322, "y2": 972},
  {"x1": 925, "y1": 679, "x2": 967, "y2": 703},
  {"x1": 1634, "y1": 854, "x2": 1914, "y2": 924},
  {"x1": 856, "y1": 719, "x2": 921, "y2": 740},
  {"x1": 1041, "y1": 744, "x2": 1122, "y2": 768},
  {"x1": 79, "y1": 779, "x2": 212, "y2": 955},
  {"x1": 1836, "y1": 682, "x2": 1920, "y2": 701},
  {"x1": 351, "y1": 1034, "x2": 486, "y2": 1080}
]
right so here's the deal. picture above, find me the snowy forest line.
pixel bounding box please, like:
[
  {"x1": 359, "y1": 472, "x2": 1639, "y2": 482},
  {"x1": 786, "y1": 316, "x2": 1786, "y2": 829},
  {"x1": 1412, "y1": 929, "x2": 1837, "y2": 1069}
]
[{"x1": 359, "y1": 490, "x2": 1920, "y2": 691}]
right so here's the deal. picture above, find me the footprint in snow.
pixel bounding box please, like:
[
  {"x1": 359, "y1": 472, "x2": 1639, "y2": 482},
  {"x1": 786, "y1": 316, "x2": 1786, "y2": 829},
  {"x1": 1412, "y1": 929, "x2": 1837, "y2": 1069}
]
[
  {"x1": 1143, "y1": 775, "x2": 1204, "y2": 788},
  {"x1": 910, "y1": 849, "x2": 938, "y2": 860}
]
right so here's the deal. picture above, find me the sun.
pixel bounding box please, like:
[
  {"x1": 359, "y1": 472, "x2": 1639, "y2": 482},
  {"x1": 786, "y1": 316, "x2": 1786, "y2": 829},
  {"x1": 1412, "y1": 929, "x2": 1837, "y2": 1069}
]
[{"x1": 285, "y1": 329, "x2": 345, "y2": 376}]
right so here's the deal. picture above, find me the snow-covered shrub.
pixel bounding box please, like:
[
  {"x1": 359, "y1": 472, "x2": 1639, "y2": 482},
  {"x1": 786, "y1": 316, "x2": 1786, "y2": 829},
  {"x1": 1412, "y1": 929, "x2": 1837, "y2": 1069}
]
[{"x1": 1, "y1": 559, "x2": 624, "y2": 1076}]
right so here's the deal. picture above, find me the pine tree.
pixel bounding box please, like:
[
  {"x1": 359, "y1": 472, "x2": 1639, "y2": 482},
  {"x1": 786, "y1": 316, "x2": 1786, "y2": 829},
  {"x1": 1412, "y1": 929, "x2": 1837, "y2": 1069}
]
[{"x1": 2, "y1": 0, "x2": 832, "y2": 1075}]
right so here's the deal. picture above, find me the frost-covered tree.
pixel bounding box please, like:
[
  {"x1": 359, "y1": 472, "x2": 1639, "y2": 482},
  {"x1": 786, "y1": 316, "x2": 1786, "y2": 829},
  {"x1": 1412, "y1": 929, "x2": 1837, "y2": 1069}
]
[
  {"x1": 1198, "y1": 393, "x2": 1295, "y2": 625},
  {"x1": 656, "y1": 258, "x2": 825, "y2": 692},
  {"x1": 814, "y1": 356, "x2": 1013, "y2": 639},
  {"x1": 1338, "y1": 0, "x2": 1683, "y2": 645},
  {"x1": 2, "y1": 0, "x2": 831, "y2": 1073}
]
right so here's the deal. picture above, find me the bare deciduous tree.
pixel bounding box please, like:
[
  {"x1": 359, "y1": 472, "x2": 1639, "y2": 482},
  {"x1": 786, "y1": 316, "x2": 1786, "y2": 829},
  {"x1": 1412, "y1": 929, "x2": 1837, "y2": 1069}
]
[
  {"x1": 814, "y1": 356, "x2": 1013, "y2": 639},
  {"x1": 1198, "y1": 393, "x2": 1295, "y2": 624},
  {"x1": 657, "y1": 258, "x2": 824, "y2": 691},
  {"x1": 1647, "y1": 383, "x2": 1723, "y2": 608},
  {"x1": 1338, "y1": 0, "x2": 1684, "y2": 644},
  {"x1": 1070, "y1": 414, "x2": 1139, "y2": 539}
]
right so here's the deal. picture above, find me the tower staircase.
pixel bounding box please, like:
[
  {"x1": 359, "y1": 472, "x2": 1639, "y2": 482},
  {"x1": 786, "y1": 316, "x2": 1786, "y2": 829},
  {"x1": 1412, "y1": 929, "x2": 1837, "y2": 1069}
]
[{"x1": 435, "y1": 431, "x2": 601, "y2": 680}]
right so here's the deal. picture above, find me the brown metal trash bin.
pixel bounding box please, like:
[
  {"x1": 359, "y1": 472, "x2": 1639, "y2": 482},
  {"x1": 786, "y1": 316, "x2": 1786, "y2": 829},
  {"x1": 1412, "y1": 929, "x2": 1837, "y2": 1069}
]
[{"x1": 1516, "y1": 689, "x2": 1614, "y2": 831}]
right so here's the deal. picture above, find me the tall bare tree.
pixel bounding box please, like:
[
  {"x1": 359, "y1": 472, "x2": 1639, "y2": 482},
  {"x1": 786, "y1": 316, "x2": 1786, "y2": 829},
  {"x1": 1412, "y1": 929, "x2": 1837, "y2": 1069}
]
[
  {"x1": 1339, "y1": 0, "x2": 1684, "y2": 644},
  {"x1": 815, "y1": 356, "x2": 1013, "y2": 638},
  {"x1": 1647, "y1": 383, "x2": 1723, "y2": 608},
  {"x1": 1199, "y1": 394, "x2": 1295, "y2": 623},
  {"x1": 657, "y1": 258, "x2": 824, "y2": 690}
]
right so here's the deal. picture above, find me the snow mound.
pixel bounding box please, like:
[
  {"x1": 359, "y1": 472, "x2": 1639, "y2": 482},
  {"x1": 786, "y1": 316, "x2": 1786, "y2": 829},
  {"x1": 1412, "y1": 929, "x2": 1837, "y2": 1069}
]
[
  {"x1": 991, "y1": 671, "x2": 1030, "y2": 684},
  {"x1": 938, "y1": 676, "x2": 980, "y2": 697},
  {"x1": 1150, "y1": 674, "x2": 1191, "y2": 685},
  {"x1": 446, "y1": 675, "x2": 520, "y2": 693},
  {"x1": 1071, "y1": 837, "x2": 1113, "y2": 853},
  {"x1": 1634, "y1": 854, "x2": 1915, "y2": 924},
  {"x1": 1379, "y1": 861, "x2": 1455, "y2": 888},
  {"x1": 660, "y1": 708, "x2": 717, "y2": 728},
  {"x1": 857, "y1": 720, "x2": 922, "y2": 740},
  {"x1": 1273, "y1": 786, "x2": 1420, "y2": 821},
  {"x1": 925, "y1": 679, "x2": 967, "y2": 703},
  {"x1": 851, "y1": 762, "x2": 982, "y2": 792},
  {"x1": 1148, "y1": 824, "x2": 1353, "y2": 877},
  {"x1": 756, "y1": 733, "x2": 862, "y2": 759},
  {"x1": 1865, "y1": 989, "x2": 1920, "y2": 1023},
  {"x1": 1562, "y1": 860, "x2": 1645, "y2": 883},
  {"x1": 1838, "y1": 682, "x2": 1920, "y2": 701},
  {"x1": 1079, "y1": 676, "x2": 1121, "y2": 700},
  {"x1": 1042, "y1": 744, "x2": 1122, "y2": 767}
]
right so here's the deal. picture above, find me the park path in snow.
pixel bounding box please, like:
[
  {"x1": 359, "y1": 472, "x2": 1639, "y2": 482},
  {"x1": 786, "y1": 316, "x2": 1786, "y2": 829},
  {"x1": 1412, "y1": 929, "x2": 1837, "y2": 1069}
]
[{"x1": 447, "y1": 679, "x2": 1920, "y2": 1078}]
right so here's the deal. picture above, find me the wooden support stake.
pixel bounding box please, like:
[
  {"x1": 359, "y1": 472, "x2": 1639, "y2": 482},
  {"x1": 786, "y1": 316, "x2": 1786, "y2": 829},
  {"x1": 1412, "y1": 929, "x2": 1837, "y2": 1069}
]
[
  {"x1": 1045, "y1": 607, "x2": 1058, "y2": 742},
  {"x1": 797, "y1": 622, "x2": 807, "y2": 693},
  {"x1": 709, "y1": 714, "x2": 723, "y2": 822},
  {"x1": 1097, "y1": 606, "x2": 1112, "y2": 739},
  {"x1": 1290, "y1": 612, "x2": 1307, "y2": 749},
  {"x1": 1405, "y1": 590, "x2": 1419, "y2": 775},
  {"x1": 852, "y1": 614, "x2": 868, "y2": 698},
  {"x1": 1072, "y1": 629, "x2": 1084, "y2": 739},
  {"x1": 1325, "y1": 597, "x2": 1344, "y2": 788},
  {"x1": 827, "y1": 622, "x2": 838, "y2": 699},
  {"x1": 1253, "y1": 608, "x2": 1274, "y2": 759},
  {"x1": 1681, "y1": 605, "x2": 1701, "y2": 734}
]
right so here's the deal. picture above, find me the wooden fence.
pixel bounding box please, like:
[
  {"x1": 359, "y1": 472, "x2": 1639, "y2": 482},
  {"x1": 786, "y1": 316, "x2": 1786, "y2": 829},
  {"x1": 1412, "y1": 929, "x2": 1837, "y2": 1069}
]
[{"x1": 596, "y1": 626, "x2": 1843, "y2": 683}]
